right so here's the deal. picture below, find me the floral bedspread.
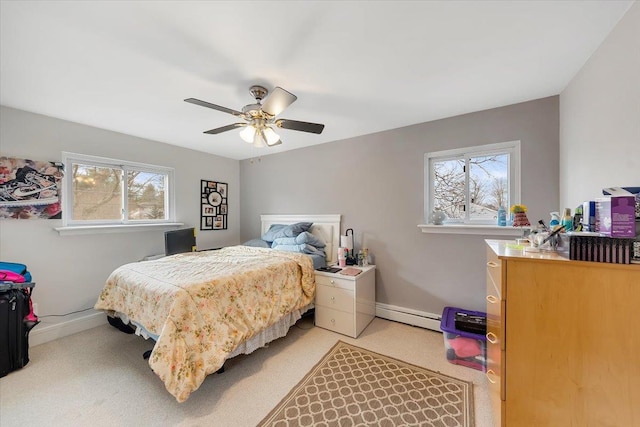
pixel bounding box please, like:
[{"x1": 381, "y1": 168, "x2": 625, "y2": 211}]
[{"x1": 94, "y1": 245, "x2": 315, "y2": 402}]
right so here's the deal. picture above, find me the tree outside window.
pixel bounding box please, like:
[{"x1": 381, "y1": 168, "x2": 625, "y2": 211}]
[
  {"x1": 426, "y1": 142, "x2": 520, "y2": 224},
  {"x1": 62, "y1": 153, "x2": 173, "y2": 226}
]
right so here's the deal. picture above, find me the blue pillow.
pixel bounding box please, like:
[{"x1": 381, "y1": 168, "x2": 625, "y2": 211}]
[
  {"x1": 261, "y1": 222, "x2": 313, "y2": 242},
  {"x1": 271, "y1": 237, "x2": 297, "y2": 247},
  {"x1": 271, "y1": 232, "x2": 326, "y2": 249},
  {"x1": 296, "y1": 231, "x2": 326, "y2": 248},
  {"x1": 272, "y1": 243, "x2": 326, "y2": 257},
  {"x1": 242, "y1": 238, "x2": 271, "y2": 248}
]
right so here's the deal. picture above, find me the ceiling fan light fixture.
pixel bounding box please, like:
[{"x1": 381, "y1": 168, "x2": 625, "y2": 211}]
[
  {"x1": 263, "y1": 126, "x2": 280, "y2": 146},
  {"x1": 186, "y1": 84, "x2": 325, "y2": 148},
  {"x1": 239, "y1": 125, "x2": 256, "y2": 143},
  {"x1": 253, "y1": 130, "x2": 267, "y2": 148}
]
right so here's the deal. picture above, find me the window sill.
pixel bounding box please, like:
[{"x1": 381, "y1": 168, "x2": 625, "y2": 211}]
[
  {"x1": 418, "y1": 224, "x2": 527, "y2": 236},
  {"x1": 54, "y1": 222, "x2": 184, "y2": 236}
]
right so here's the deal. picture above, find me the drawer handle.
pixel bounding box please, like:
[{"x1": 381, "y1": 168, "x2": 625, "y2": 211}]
[
  {"x1": 330, "y1": 296, "x2": 335, "y2": 302},
  {"x1": 486, "y1": 369, "x2": 497, "y2": 384},
  {"x1": 486, "y1": 294, "x2": 499, "y2": 304},
  {"x1": 486, "y1": 332, "x2": 498, "y2": 344},
  {"x1": 330, "y1": 280, "x2": 335, "y2": 284},
  {"x1": 330, "y1": 318, "x2": 335, "y2": 324},
  {"x1": 486, "y1": 261, "x2": 499, "y2": 268}
]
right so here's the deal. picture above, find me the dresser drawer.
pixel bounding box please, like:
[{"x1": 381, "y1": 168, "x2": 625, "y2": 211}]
[
  {"x1": 486, "y1": 350, "x2": 504, "y2": 426},
  {"x1": 316, "y1": 284, "x2": 354, "y2": 314},
  {"x1": 486, "y1": 246, "x2": 503, "y2": 298},
  {"x1": 486, "y1": 270, "x2": 505, "y2": 352},
  {"x1": 486, "y1": 347, "x2": 503, "y2": 390},
  {"x1": 315, "y1": 274, "x2": 354, "y2": 291},
  {"x1": 315, "y1": 306, "x2": 356, "y2": 337}
]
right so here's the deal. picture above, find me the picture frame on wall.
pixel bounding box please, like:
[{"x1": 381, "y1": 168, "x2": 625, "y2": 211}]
[
  {"x1": 0, "y1": 156, "x2": 64, "y2": 219},
  {"x1": 201, "y1": 179, "x2": 227, "y2": 230}
]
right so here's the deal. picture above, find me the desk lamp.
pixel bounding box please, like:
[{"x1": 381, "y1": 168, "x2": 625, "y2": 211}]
[{"x1": 340, "y1": 228, "x2": 356, "y2": 265}]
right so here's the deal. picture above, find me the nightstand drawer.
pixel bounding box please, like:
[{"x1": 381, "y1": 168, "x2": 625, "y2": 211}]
[
  {"x1": 316, "y1": 284, "x2": 354, "y2": 313},
  {"x1": 315, "y1": 306, "x2": 355, "y2": 337},
  {"x1": 315, "y1": 274, "x2": 354, "y2": 290}
]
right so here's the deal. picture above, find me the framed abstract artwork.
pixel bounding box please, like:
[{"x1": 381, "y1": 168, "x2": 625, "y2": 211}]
[{"x1": 201, "y1": 180, "x2": 227, "y2": 230}]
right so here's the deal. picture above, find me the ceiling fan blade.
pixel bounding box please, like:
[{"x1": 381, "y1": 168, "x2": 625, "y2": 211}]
[
  {"x1": 275, "y1": 119, "x2": 325, "y2": 134},
  {"x1": 203, "y1": 123, "x2": 246, "y2": 134},
  {"x1": 185, "y1": 98, "x2": 244, "y2": 117},
  {"x1": 261, "y1": 87, "x2": 297, "y2": 117}
]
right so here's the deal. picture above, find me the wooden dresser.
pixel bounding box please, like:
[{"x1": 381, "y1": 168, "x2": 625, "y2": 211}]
[
  {"x1": 314, "y1": 265, "x2": 375, "y2": 338},
  {"x1": 485, "y1": 239, "x2": 640, "y2": 427}
]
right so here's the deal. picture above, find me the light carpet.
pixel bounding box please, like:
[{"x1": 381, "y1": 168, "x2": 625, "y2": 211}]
[{"x1": 259, "y1": 341, "x2": 474, "y2": 427}]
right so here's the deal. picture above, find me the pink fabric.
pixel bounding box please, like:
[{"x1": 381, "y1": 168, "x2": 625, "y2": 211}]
[
  {"x1": 448, "y1": 337, "x2": 481, "y2": 358},
  {"x1": 0, "y1": 270, "x2": 25, "y2": 282}
]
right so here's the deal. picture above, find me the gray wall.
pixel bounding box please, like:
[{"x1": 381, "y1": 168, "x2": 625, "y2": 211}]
[
  {"x1": 0, "y1": 106, "x2": 240, "y2": 330},
  {"x1": 1, "y1": 0, "x2": 635, "y2": 340},
  {"x1": 240, "y1": 96, "x2": 559, "y2": 315},
  {"x1": 560, "y1": 2, "x2": 639, "y2": 209}
]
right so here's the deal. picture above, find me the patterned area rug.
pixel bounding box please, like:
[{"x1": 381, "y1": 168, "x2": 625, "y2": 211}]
[{"x1": 259, "y1": 341, "x2": 474, "y2": 427}]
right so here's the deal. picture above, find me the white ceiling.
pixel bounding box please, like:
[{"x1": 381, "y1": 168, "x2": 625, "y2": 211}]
[{"x1": 0, "y1": 1, "x2": 633, "y2": 160}]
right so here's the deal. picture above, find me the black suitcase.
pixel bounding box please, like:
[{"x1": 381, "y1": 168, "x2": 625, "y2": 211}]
[{"x1": 0, "y1": 284, "x2": 38, "y2": 377}]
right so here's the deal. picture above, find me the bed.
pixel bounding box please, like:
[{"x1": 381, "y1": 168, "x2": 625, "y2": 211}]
[{"x1": 94, "y1": 214, "x2": 340, "y2": 402}]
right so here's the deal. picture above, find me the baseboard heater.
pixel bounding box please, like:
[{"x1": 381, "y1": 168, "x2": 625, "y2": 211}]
[{"x1": 375, "y1": 303, "x2": 442, "y2": 332}]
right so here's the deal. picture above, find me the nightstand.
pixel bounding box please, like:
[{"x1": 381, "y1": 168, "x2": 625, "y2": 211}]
[{"x1": 314, "y1": 265, "x2": 376, "y2": 338}]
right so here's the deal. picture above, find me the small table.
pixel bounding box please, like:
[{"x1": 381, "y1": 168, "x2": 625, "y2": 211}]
[{"x1": 314, "y1": 265, "x2": 376, "y2": 338}]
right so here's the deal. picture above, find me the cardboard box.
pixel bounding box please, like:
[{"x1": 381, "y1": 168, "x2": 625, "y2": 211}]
[{"x1": 596, "y1": 195, "x2": 636, "y2": 237}]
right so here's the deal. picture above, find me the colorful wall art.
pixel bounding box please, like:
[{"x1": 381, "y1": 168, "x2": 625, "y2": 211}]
[{"x1": 0, "y1": 157, "x2": 64, "y2": 219}]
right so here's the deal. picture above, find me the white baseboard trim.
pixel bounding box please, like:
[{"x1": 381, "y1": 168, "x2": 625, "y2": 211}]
[
  {"x1": 375, "y1": 303, "x2": 442, "y2": 332},
  {"x1": 30, "y1": 311, "x2": 107, "y2": 347},
  {"x1": 28, "y1": 304, "x2": 443, "y2": 347}
]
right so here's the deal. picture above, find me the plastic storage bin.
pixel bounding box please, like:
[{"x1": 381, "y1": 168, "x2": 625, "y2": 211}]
[{"x1": 440, "y1": 306, "x2": 487, "y2": 372}]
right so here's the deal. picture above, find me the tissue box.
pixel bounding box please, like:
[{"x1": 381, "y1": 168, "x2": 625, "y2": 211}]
[
  {"x1": 440, "y1": 307, "x2": 486, "y2": 371},
  {"x1": 602, "y1": 187, "x2": 640, "y2": 219},
  {"x1": 596, "y1": 196, "x2": 636, "y2": 237}
]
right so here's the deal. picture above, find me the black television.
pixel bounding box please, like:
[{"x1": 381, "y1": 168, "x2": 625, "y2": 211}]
[{"x1": 164, "y1": 227, "x2": 196, "y2": 256}]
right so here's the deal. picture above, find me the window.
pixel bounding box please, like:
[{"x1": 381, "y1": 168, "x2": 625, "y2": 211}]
[
  {"x1": 424, "y1": 141, "x2": 520, "y2": 225},
  {"x1": 61, "y1": 152, "x2": 175, "y2": 227}
]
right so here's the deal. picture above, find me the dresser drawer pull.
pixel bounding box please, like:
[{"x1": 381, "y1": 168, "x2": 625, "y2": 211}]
[
  {"x1": 486, "y1": 294, "x2": 499, "y2": 304},
  {"x1": 486, "y1": 332, "x2": 498, "y2": 344},
  {"x1": 486, "y1": 369, "x2": 497, "y2": 384},
  {"x1": 330, "y1": 296, "x2": 335, "y2": 302},
  {"x1": 330, "y1": 318, "x2": 335, "y2": 324},
  {"x1": 486, "y1": 261, "x2": 499, "y2": 268},
  {"x1": 330, "y1": 280, "x2": 335, "y2": 284}
]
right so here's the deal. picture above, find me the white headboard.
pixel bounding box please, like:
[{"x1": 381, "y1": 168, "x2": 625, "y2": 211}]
[{"x1": 261, "y1": 214, "x2": 341, "y2": 265}]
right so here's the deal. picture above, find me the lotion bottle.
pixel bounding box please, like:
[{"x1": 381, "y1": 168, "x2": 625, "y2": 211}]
[
  {"x1": 561, "y1": 208, "x2": 573, "y2": 232},
  {"x1": 497, "y1": 206, "x2": 506, "y2": 226}
]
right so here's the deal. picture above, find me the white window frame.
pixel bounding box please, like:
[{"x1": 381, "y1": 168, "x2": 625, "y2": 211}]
[
  {"x1": 56, "y1": 152, "x2": 180, "y2": 235},
  {"x1": 422, "y1": 141, "x2": 521, "y2": 232}
]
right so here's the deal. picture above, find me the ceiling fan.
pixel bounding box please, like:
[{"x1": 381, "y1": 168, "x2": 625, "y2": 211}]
[{"x1": 185, "y1": 85, "x2": 325, "y2": 148}]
